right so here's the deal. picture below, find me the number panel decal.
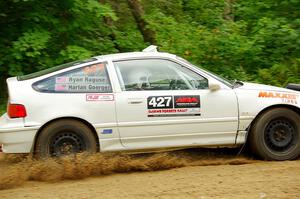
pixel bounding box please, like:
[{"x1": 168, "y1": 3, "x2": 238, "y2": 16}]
[
  {"x1": 147, "y1": 96, "x2": 173, "y2": 109},
  {"x1": 147, "y1": 95, "x2": 201, "y2": 117}
]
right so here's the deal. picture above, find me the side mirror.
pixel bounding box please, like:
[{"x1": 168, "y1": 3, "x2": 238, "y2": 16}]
[{"x1": 209, "y1": 82, "x2": 221, "y2": 91}]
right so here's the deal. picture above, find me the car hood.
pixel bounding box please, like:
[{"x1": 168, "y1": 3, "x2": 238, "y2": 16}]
[{"x1": 238, "y1": 82, "x2": 299, "y2": 93}]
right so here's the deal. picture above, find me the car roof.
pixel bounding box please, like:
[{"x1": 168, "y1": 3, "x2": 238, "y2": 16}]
[
  {"x1": 17, "y1": 48, "x2": 176, "y2": 81},
  {"x1": 94, "y1": 51, "x2": 176, "y2": 61}
]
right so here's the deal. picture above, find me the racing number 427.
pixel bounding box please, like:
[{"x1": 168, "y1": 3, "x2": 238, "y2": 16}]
[{"x1": 147, "y1": 96, "x2": 173, "y2": 109}]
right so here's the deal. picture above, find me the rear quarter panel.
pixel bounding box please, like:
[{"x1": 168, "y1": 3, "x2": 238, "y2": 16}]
[
  {"x1": 7, "y1": 70, "x2": 118, "y2": 138},
  {"x1": 23, "y1": 91, "x2": 116, "y2": 127}
]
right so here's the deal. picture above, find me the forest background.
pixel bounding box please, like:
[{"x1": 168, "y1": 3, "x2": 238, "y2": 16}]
[{"x1": 0, "y1": 0, "x2": 299, "y2": 114}]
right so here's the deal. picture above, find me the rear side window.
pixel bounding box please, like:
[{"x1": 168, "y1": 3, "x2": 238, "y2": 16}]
[{"x1": 33, "y1": 62, "x2": 112, "y2": 93}]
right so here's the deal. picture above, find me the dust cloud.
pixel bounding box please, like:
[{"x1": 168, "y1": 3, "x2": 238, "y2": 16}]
[{"x1": 0, "y1": 148, "x2": 257, "y2": 190}]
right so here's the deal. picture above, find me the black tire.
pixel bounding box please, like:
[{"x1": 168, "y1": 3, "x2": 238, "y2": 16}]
[
  {"x1": 35, "y1": 119, "x2": 97, "y2": 158},
  {"x1": 249, "y1": 108, "x2": 300, "y2": 160}
]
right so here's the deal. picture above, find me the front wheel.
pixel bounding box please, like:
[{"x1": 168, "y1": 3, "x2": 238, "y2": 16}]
[
  {"x1": 249, "y1": 108, "x2": 300, "y2": 160},
  {"x1": 35, "y1": 119, "x2": 97, "y2": 158}
]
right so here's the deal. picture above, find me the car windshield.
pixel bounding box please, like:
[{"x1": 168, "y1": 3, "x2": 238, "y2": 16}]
[
  {"x1": 17, "y1": 58, "x2": 97, "y2": 81},
  {"x1": 176, "y1": 56, "x2": 234, "y2": 88}
]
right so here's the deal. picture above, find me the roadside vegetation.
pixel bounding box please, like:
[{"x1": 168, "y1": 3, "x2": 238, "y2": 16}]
[
  {"x1": 0, "y1": 101, "x2": 6, "y2": 115},
  {"x1": 0, "y1": 0, "x2": 299, "y2": 112},
  {"x1": 0, "y1": 98, "x2": 6, "y2": 115}
]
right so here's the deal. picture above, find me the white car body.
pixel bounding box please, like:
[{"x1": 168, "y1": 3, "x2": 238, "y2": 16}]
[{"x1": 0, "y1": 47, "x2": 299, "y2": 154}]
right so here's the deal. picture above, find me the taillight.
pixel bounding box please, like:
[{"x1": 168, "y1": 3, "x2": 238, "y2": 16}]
[{"x1": 7, "y1": 103, "x2": 27, "y2": 118}]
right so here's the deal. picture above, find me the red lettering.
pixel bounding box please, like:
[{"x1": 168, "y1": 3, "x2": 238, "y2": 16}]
[
  {"x1": 176, "y1": 97, "x2": 199, "y2": 103},
  {"x1": 259, "y1": 91, "x2": 298, "y2": 99}
]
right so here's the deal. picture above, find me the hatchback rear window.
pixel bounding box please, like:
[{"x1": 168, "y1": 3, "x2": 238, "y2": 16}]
[{"x1": 17, "y1": 58, "x2": 97, "y2": 81}]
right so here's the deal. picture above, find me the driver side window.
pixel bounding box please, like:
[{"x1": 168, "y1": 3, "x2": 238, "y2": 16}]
[{"x1": 114, "y1": 59, "x2": 208, "y2": 91}]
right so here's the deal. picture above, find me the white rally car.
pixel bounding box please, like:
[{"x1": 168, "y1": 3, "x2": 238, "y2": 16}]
[{"x1": 0, "y1": 46, "x2": 299, "y2": 160}]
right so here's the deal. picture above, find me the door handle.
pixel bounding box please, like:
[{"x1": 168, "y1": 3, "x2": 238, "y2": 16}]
[{"x1": 128, "y1": 98, "x2": 144, "y2": 104}]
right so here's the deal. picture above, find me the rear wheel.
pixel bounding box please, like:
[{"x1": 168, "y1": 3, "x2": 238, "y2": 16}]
[
  {"x1": 35, "y1": 119, "x2": 97, "y2": 158},
  {"x1": 249, "y1": 108, "x2": 300, "y2": 160}
]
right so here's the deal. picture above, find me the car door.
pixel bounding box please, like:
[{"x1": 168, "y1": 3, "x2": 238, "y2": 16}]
[{"x1": 113, "y1": 58, "x2": 238, "y2": 150}]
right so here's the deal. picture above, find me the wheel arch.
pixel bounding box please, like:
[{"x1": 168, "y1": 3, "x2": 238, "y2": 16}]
[
  {"x1": 246, "y1": 104, "x2": 300, "y2": 160},
  {"x1": 247, "y1": 104, "x2": 300, "y2": 133},
  {"x1": 32, "y1": 117, "x2": 100, "y2": 154}
]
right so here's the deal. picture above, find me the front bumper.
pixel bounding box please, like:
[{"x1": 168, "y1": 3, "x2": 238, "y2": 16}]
[{"x1": 0, "y1": 113, "x2": 38, "y2": 153}]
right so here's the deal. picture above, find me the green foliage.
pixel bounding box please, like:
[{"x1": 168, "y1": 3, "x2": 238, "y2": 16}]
[
  {"x1": 0, "y1": 0, "x2": 299, "y2": 101},
  {"x1": 0, "y1": 100, "x2": 6, "y2": 116},
  {"x1": 0, "y1": 0, "x2": 117, "y2": 78},
  {"x1": 258, "y1": 59, "x2": 300, "y2": 86},
  {"x1": 142, "y1": 0, "x2": 300, "y2": 85},
  {"x1": 12, "y1": 29, "x2": 51, "y2": 59},
  {"x1": 183, "y1": 0, "x2": 225, "y2": 28},
  {"x1": 58, "y1": 45, "x2": 93, "y2": 63}
]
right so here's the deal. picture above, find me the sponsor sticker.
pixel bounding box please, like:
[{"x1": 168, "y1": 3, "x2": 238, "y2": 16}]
[
  {"x1": 83, "y1": 63, "x2": 105, "y2": 75},
  {"x1": 101, "y1": 129, "x2": 113, "y2": 134},
  {"x1": 258, "y1": 91, "x2": 298, "y2": 99},
  {"x1": 174, "y1": 95, "x2": 200, "y2": 108},
  {"x1": 147, "y1": 95, "x2": 201, "y2": 117},
  {"x1": 86, "y1": 94, "x2": 114, "y2": 101},
  {"x1": 258, "y1": 91, "x2": 298, "y2": 105}
]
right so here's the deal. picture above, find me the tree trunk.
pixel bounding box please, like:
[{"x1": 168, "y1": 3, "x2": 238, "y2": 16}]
[
  {"x1": 99, "y1": 0, "x2": 122, "y2": 52},
  {"x1": 127, "y1": 0, "x2": 156, "y2": 44},
  {"x1": 223, "y1": 0, "x2": 235, "y2": 21}
]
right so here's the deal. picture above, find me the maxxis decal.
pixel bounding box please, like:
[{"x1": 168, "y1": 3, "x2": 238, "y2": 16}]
[
  {"x1": 258, "y1": 91, "x2": 298, "y2": 105},
  {"x1": 147, "y1": 95, "x2": 201, "y2": 117}
]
